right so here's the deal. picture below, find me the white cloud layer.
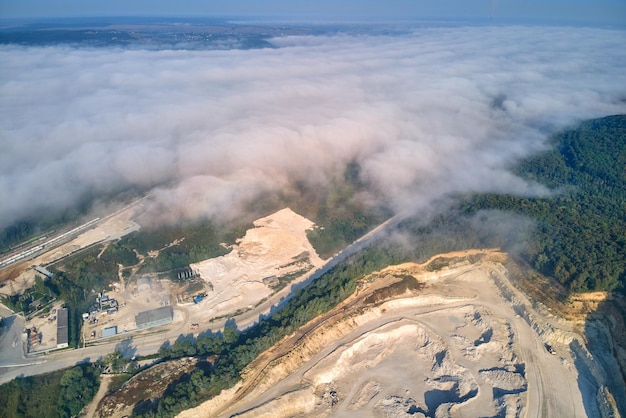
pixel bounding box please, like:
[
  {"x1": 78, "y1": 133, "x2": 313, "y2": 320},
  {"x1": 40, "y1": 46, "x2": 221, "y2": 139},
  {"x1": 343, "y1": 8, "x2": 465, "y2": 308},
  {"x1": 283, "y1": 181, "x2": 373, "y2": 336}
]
[{"x1": 1, "y1": 25, "x2": 625, "y2": 229}]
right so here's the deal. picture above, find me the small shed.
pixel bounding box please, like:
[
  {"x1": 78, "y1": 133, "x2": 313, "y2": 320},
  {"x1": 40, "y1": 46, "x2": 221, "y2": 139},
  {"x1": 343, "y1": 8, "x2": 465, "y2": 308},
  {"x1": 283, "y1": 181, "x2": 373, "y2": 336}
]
[{"x1": 102, "y1": 326, "x2": 118, "y2": 338}]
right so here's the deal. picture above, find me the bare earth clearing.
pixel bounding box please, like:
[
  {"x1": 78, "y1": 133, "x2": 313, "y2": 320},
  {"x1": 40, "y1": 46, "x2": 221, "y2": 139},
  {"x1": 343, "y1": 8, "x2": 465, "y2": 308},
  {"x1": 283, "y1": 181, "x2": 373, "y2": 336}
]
[
  {"x1": 189, "y1": 208, "x2": 325, "y2": 322},
  {"x1": 0, "y1": 208, "x2": 328, "y2": 386},
  {"x1": 178, "y1": 250, "x2": 622, "y2": 418}
]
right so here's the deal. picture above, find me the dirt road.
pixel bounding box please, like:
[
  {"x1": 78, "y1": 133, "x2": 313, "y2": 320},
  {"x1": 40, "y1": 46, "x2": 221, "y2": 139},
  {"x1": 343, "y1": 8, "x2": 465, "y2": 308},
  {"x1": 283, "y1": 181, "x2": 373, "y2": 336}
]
[{"x1": 83, "y1": 374, "x2": 113, "y2": 418}]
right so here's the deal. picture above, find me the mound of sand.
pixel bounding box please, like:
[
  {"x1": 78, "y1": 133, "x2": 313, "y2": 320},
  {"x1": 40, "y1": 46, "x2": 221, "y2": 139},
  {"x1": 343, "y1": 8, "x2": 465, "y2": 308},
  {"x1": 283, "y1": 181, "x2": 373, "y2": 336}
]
[{"x1": 190, "y1": 208, "x2": 324, "y2": 319}]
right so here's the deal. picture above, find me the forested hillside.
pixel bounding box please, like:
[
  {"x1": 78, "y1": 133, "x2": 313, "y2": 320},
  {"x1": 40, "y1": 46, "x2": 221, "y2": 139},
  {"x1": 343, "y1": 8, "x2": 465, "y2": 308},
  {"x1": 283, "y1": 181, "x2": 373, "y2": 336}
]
[{"x1": 462, "y1": 115, "x2": 626, "y2": 292}]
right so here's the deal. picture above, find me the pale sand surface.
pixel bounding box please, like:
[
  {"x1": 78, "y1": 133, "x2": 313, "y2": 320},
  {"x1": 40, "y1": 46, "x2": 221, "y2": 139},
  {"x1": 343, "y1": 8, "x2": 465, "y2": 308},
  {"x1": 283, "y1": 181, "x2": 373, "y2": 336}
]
[
  {"x1": 179, "y1": 252, "x2": 614, "y2": 418},
  {"x1": 189, "y1": 208, "x2": 324, "y2": 321},
  {"x1": 2, "y1": 206, "x2": 621, "y2": 417}
]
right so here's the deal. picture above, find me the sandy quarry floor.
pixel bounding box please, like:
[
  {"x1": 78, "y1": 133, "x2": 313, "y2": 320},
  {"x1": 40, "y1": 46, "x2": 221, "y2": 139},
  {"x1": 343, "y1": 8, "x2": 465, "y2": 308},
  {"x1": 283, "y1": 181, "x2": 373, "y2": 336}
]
[
  {"x1": 189, "y1": 208, "x2": 324, "y2": 321},
  {"x1": 179, "y1": 250, "x2": 620, "y2": 418}
]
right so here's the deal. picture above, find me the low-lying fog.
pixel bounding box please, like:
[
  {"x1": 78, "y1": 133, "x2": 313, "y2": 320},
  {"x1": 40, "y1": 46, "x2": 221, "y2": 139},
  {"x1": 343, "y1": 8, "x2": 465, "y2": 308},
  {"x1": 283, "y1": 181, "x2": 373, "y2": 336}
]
[{"x1": 1, "y1": 24, "x2": 625, "y2": 229}]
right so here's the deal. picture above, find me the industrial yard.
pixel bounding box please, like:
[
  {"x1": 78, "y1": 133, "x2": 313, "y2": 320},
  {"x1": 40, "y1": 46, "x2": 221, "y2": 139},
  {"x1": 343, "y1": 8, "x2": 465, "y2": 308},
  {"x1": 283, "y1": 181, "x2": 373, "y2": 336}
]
[
  {"x1": 23, "y1": 302, "x2": 68, "y2": 354},
  {"x1": 22, "y1": 284, "x2": 175, "y2": 355},
  {"x1": 80, "y1": 278, "x2": 177, "y2": 343},
  {"x1": 1, "y1": 207, "x2": 327, "y2": 367}
]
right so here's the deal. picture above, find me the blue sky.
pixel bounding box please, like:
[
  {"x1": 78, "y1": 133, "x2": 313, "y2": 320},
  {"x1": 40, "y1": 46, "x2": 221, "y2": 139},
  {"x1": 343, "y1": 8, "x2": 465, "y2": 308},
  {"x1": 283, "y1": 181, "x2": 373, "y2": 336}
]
[{"x1": 1, "y1": 0, "x2": 625, "y2": 25}]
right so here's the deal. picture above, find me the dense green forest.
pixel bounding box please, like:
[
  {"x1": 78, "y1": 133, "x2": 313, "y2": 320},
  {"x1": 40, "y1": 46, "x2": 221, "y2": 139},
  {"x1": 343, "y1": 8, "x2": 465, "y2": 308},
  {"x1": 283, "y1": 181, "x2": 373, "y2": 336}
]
[
  {"x1": 123, "y1": 221, "x2": 248, "y2": 274},
  {"x1": 0, "y1": 364, "x2": 100, "y2": 418},
  {"x1": 389, "y1": 115, "x2": 625, "y2": 293},
  {"x1": 460, "y1": 115, "x2": 626, "y2": 292},
  {"x1": 305, "y1": 160, "x2": 390, "y2": 258}
]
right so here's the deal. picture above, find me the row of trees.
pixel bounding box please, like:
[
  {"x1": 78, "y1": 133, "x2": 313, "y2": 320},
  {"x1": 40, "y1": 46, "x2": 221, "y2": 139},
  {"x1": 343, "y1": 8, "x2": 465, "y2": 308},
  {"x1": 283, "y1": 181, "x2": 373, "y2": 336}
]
[{"x1": 122, "y1": 220, "x2": 247, "y2": 274}]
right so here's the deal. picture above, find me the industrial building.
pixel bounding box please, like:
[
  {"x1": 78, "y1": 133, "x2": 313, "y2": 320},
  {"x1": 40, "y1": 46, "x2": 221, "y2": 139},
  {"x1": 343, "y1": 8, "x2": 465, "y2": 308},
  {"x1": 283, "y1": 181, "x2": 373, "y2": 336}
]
[
  {"x1": 34, "y1": 265, "x2": 53, "y2": 279},
  {"x1": 57, "y1": 308, "x2": 69, "y2": 348},
  {"x1": 135, "y1": 306, "x2": 173, "y2": 330},
  {"x1": 102, "y1": 326, "x2": 117, "y2": 338}
]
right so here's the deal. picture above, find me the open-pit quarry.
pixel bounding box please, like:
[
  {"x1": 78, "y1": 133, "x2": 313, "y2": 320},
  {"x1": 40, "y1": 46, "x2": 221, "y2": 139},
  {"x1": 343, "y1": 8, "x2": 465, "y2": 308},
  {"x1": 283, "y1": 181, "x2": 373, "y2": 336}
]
[
  {"x1": 2, "y1": 206, "x2": 624, "y2": 418},
  {"x1": 178, "y1": 250, "x2": 624, "y2": 418}
]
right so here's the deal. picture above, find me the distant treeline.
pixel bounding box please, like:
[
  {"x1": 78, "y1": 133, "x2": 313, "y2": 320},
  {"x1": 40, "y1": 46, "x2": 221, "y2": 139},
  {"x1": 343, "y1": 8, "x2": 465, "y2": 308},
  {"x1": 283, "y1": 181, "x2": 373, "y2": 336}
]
[
  {"x1": 390, "y1": 115, "x2": 625, "y2": 293},
  {"x1": 308, "y1": 115, "x2": 625, "y2": 293},
  {"x1": 304, "y1": 160, "x2": 392, "y2": 259},
  {"x1": 1, "y1": 215, "x2": 77, "y2": 253},
  {"x1": 0, "y1": 188, "x2": 144, "y2": 251}
]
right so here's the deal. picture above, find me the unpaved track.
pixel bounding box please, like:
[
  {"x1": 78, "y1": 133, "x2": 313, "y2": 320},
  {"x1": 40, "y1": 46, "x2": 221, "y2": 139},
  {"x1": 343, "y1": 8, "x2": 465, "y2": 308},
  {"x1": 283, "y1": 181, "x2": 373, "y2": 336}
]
[{"x1": 83, "y1": 374, "x2": 113, "y2": 418}]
